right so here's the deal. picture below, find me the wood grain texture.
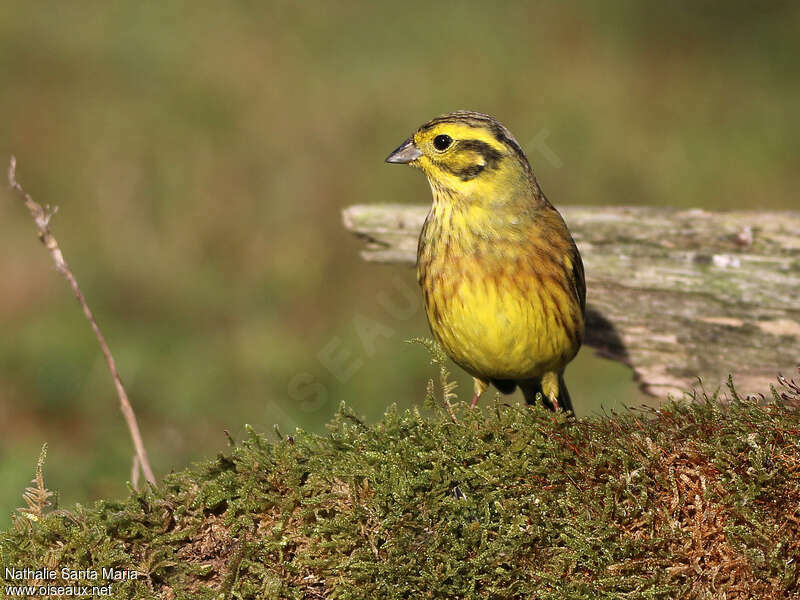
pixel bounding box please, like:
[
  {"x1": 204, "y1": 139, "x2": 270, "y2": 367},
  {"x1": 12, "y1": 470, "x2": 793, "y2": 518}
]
[{"x1": 342, "y1": 204, "x2": 800, "y2": 397}]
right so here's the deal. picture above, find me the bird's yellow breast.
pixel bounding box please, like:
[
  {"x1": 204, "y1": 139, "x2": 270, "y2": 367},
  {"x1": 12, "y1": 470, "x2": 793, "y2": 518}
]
[{"x1": 418, "y1": 206, "x2": 582, "y2": 381}]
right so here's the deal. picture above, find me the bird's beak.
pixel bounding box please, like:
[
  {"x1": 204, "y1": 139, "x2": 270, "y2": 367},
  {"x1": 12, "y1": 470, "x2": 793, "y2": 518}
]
[{"x1": 385, "y1": 137, "x2": 422, "y2": 164}]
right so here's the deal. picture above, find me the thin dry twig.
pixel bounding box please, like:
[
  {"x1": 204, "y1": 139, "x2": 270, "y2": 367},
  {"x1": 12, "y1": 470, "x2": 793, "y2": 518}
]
[{"x1": 8, "y1": 156, "x2": 156, "y2": 486}]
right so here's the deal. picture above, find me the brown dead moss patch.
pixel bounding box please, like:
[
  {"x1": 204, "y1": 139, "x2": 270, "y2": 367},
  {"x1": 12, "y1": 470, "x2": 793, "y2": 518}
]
[{"x1": 658, "y1": 447, "x2": 772, "y2": 598}]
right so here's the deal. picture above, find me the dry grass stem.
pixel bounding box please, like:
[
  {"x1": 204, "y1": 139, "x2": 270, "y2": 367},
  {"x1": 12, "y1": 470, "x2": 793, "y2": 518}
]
[{"x1": 7, "y1": 156, "x2": 156, "y2": 486}]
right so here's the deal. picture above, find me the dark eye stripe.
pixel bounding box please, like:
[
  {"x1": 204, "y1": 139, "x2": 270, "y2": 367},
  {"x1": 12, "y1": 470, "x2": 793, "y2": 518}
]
[
  {"x1": 436, "y1": 139, "x2": 504, "y2": 181},
  {"x1": 457, "y1": 140, "x2": 503, "y2": 167}
]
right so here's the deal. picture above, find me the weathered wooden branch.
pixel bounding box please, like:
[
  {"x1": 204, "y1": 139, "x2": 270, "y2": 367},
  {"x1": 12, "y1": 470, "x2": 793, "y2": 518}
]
[{"x1": 343, "y1": 204, "x2": 800, "y2": 398}]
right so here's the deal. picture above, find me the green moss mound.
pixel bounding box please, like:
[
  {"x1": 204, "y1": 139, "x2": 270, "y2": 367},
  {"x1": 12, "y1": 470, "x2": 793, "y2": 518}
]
[{"x1": 2, "y1": 379, "x2": 800, "y2": 599}]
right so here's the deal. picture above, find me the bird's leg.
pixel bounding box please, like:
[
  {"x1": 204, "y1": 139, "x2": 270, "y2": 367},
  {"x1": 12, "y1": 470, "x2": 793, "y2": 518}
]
[
  {"x1": 471, "y1": 378, "x2": 489, "y2": 409},
  {"x1": 541, "y1": 372, "x2": 561, "y2": 412}
]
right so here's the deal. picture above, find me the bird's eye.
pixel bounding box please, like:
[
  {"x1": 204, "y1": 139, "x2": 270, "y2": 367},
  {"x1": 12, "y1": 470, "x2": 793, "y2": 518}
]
[{"x1": 433, "y1": 134, "x2": 453, "y2": 151}]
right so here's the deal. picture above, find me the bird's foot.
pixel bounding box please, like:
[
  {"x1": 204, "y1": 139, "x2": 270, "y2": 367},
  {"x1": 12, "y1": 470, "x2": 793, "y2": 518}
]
[
  {"x1": 470, "y1": 393, "x2": 480, "y2": 409},
  {"x1": 470, "y1": 377, "x2": 489, "y2": 409}
]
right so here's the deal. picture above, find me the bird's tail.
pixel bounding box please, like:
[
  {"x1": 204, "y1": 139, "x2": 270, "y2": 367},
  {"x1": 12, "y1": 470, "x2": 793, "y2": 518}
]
[{"x1": 520, "y1": 373, "x2": 574, "y2": 413}]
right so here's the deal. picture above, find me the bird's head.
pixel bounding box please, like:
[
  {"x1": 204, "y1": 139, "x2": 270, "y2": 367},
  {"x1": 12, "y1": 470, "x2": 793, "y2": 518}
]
[{"x1": 385, "y1": 111, "x2": 534, "y2": 198}]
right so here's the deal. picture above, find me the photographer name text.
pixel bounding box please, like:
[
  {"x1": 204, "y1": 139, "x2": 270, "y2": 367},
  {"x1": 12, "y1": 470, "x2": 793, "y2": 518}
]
[{"x1": 5, "y1": 567, "x2": 139, "y2": 581}]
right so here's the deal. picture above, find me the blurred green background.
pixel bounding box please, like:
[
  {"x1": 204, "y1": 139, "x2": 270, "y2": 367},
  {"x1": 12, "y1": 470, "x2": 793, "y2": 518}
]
[{"x1": 1, "y1": 1, "x2": 798, "y2": 528}]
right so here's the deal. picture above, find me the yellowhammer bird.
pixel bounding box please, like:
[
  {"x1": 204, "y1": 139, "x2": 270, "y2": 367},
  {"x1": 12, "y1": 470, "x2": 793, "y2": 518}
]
[{"x1": 386, "y1": 111, "x2": 585, "y2": 412}]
